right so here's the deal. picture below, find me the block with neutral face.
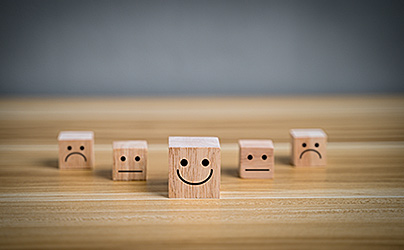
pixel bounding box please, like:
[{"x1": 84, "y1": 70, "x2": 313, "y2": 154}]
[
  {"x1": 290, "y1": 129, "x2": 327, "y2": 167},
  {"x1": 58, "y1": 131, "x2": 95, "y2": 169},
  {"x1": 168, "y1": 137, "x2": 221, "y2": 199},
  {"x1": 238, "y1": 140, "x2": 274, "y2": 179},
  {"x1": 113, "y1": 140, "x2": 147, "y2": 181}
]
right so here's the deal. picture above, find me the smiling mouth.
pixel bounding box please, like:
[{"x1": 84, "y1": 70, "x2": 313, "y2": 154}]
[
  {"x1": 176, "y1": 169, "x2": 213, "y2": 185},
  {"x1": 65, "y1": 152, "x2": 87, "y2": 162},
  {"x1": 300, "y1": 149, "x2": 322, "y2": 159}
]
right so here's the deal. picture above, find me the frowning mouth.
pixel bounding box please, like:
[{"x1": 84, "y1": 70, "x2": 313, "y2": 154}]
[
  {"x1": 65, "y1": 152, "x2": 87, "y2": 162},
  {"x1": 299, "y1": 149, "x2": 322, "y2": 159},
  {"x1": 176, "y1": 169, "x2": 213, "y2": 185}
]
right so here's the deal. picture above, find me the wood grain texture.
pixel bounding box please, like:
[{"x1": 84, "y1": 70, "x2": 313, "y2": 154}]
[
  {"x1": 0, "y1": 95, "x2": 404, "y2": 249},
  {"x1": 112, "y1": 140, "x2": 147, "y2": 181},
  {"x1": 58, "y1": 131, "x2": 94, "y2": 169},
  {"x1": 168, "y1": 137, "x2": 220, "y2": 198},
  {"x1": 238, "y1": 139, "x2": 274, "y2": 179},
  {"x1": 290, "y1": 129, "x2": 327, "y2": 167}
]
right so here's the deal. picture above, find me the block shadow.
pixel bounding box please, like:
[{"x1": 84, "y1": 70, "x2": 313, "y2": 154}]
[
  {"x1": 221, "y1": 166, "x2": 238, "y2": 178},
  {"x1": 95, "y1": 168, "x2": 112, "y2": 180},
  {"x1": 275, "y1": 155, "x2": 292, "y2": 167},
  {"x1": 41, "y1": 158, "x2": 58, "y2": 169}
]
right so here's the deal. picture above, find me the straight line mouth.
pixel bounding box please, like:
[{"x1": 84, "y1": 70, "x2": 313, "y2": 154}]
[
  {"x1": 118, "y1": 170, "x2": 143, "y2": 173},
  {"x1": 245, "y1": 169, "x2": 270, "y2": 171}
]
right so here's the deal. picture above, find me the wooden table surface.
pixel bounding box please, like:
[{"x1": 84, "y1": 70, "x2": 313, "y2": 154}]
[{"x1": 1, "y1": 95, "x2": 404, "y2": 249}]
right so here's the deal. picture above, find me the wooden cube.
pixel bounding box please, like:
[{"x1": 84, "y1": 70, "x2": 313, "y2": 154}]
[
  {"x1": 112, "y1": 140, "x2": 147, "y2": 181},
  {"x1": 58, "y1": 131, "x2": 95, "y2": 169},
  {"x1": 290, "y1": 129, "x2": 327, "y2": 167},
  {"x1": 168, "y1": 136, "x2": 221, "y2": 199},
  {"x1": 238, "y1": 140, "x2": 274, "y2": 179}
]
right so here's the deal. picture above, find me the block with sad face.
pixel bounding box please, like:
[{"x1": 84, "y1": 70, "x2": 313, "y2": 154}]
[
  {"x1": 290, "y1": 129, "x2": 327, "y2": 167},
  {"x1": 113, "y1": 140, "x2": 147, "y2": 181},
  {"x1": 58, "y1": 131, "x2": 95, "y2": 169},
  {"x1": 238, "y1": 140, "x2": 274, "y2": 179},
  {"x1": 168, "y1": 137, "x2": 221, "y2": 199}
]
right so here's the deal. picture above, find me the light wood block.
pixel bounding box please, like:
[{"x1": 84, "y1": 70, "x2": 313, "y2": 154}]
[
  {"x1": 290, "y1": 129, "x2": 327, "y2": 167},
  {"x1": 238, "y1": 139, "x2": 274, "y2": 179},
  {"x1": 58, "y1": 131, "x2": 94, "y2": 169},
  {"x1": 1, "y1": 96, "x2": 404, "y2": 249},
  {"x1": 168, "y1": 136, "x2": 221, "y2": 199},
  {"x1": 112, "y1": 140, "x2": 147, "y2": 181}
]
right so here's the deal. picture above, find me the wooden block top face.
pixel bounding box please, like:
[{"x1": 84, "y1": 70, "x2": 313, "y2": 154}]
[
  {"x1": 290, "y1": 129, "x2": 327, "y2": 139},
  {"x1": 58, "y1": 132, "x2": 94, "y2": 169},
  {"x1": 239, "y1": 140, "x2": 274, "y2": 179},
  {"x1": 290, "y1": 129, "x2": 327, "y2": 167},
  {"x1": 113, "y1": 141, "x2": 147, "y2": 181},
  {"x1": 113, "y1": 140, "x2": 147, "y2": 149},
  {"x1": 238, "y1": 140, "x2": 274, "y2": 150},
  {"x1": 58, "y1": 131, "x2": 94, "y2": 141},
  {"x1": 169, "y1": 136, "x2": 220, "y2": 148},
  {"x1": 168, "y1": 138, "x2": 221, "y2": 199}
]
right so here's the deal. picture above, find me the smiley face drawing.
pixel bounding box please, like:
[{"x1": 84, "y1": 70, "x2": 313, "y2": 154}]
[
  {"x1": 290, "y1": 129, "x2": 327, "y2": 167},
  {"x1": 112, "y1": 140, "x2": 147, "y2": 181},
  {"x1": 168, "y1": 136, "x2": 221, "y2": 199},
  {"x1": 58, "y1": 131, "x2": 95, "y2": 169}
]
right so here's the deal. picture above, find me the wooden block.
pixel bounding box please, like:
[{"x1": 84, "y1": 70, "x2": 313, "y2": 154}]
[
  {"x1": 238, "y1": 140, "x2": 274, "y2": 179},
  {"x1": 58, "y1": 131, "x2": 95, "y2": 169},
  {"x1": 112, "y1": 140, "x2": 147, "y2": 181},
  {"x1": 168, "y1": 136, "x2": 221, "y2": 199},
  {"x1": 290, "y1": 129, "x2": 327, "y2": 167}
]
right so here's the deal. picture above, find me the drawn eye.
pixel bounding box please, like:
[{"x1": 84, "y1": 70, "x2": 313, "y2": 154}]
[
  {"x1": 247, "y1": 154, "x2": 253, "y2": 160},
  {"x1": 315, "y1": 143, "x2": 319, "y2": 147},
  {"x1": 67, "y1": 146, "x2": 72, "y2": 150},
  {"x1": 134, "y1": 156, "x2": 141, "y2": 162},
  {"x1": 302, "y1": 143, "x2": 307, "y2": 147},
  {"x1": 261, "y1": 154, "x2": 268, "y2": 160},
  {"x1": 120, "y1": 156, "x2": 126, "y2": 162},
  {"x1": 180, "y1": 158, "x2": 188, "y2": 167},
  {"x1": 80, "y1": 146, "x2": 85, "y2": 150},
  {"x1": 201, "y1": 158, "x2": 210, "y2": 167}
]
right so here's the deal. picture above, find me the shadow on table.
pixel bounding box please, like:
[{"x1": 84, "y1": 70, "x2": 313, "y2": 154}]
[
  {"x1": 147, "y1": 179, "x2": 168, "y2": 198},
  {"x1": 95, "y1": 168, "x2": 112, "y2": 180},
  {"x1": 276, "y1": 155, "x2": 292, "y2": 167},
  {"x1": 41, "y1": 158, "x2": 58, "y2": 169},
  {"x1": 221, "y1": 167, "x2": 238, "y2": 178},
  {"x1": 94, "y1": 166, "x2": 168, "y2": 198}
]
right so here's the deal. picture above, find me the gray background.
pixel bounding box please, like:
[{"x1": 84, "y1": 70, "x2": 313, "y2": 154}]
[{"x1": 0, "y1": 0, "x2": 403, "y2": 96}]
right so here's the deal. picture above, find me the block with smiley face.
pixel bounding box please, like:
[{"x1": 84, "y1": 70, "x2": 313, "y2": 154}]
[
  {"x1": 58, "y1": 131, "x2": 95, "y2": 169},
  {"x1": 290, "y1": 129, "x2": 327, "y2": 167},
  {"x1": 238, "y1": 140, "x2": 274, "y2": 179},
  {"x1": 113, "y1": 140, "x2": 147, "y2": 181},
  {"x1": 168, "y1": 136, "x2": 221, "y2": 199}
]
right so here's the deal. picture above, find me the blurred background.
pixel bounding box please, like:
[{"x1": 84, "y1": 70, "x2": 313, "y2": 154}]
[{"x1": 1, "y1": 0, "x2": 403, "y2": 96}]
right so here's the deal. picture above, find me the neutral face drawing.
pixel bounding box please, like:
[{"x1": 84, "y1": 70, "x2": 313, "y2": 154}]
[
  {"x1": 238, "y1": 140, "x2": 274, "y2": 179},
  {"x1": 243, "y1": 152, "x2": 272, "y2": 172},
  {"x1": 112, "y1": 141, "x2": 148, "y2": 181},
  {"x1": 117, "y1": 154, "x2": 143, "y2": 172}
]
